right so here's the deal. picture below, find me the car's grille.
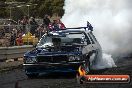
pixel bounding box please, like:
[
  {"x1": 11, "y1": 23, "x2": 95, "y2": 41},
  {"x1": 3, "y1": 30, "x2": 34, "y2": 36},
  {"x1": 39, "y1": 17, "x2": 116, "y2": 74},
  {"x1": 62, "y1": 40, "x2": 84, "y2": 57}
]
[{"x1": 37, "y1": 55, "x2": 68, "y2": 63}]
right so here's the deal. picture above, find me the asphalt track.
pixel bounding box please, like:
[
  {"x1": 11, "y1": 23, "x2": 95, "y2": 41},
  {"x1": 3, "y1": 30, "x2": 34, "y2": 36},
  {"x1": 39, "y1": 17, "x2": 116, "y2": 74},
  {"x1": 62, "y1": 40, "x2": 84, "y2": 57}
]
[{"x1": 0, "y1": 56, "x2": 132, "y2": 88}]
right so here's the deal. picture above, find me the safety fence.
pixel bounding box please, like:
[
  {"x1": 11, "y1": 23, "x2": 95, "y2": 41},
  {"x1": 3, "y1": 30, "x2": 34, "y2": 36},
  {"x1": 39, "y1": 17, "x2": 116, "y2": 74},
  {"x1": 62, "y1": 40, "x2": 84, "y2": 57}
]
[
  {"x1": 0, "y1": 24, "x2": 40, "y2": 47},
  {"x1": 0, "y1": 18, "x2": 43, "y2": 47}
]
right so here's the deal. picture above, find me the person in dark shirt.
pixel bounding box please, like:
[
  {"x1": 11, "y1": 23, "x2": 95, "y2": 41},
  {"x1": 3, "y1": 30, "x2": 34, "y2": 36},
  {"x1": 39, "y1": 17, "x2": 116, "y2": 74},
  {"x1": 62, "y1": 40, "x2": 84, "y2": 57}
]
[
  {"x1": 21, "y1": 16, "x2": 28, "y2": 33},
  {"x1": 43, "y1": 14, "x2": 51, "y2": 27},
  {"x1": 29, "y1": 17, "x2": 38, "y2": 35}
]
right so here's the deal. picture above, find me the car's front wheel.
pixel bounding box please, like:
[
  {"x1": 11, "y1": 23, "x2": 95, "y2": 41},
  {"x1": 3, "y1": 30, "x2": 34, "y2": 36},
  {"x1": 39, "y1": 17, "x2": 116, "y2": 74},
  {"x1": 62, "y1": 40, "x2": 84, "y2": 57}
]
[
  {"x1": 84, "y1": 52, "x2": 96, "y2": 74},
  {"x1": 83, "y1": 59, "x2": 90, "y2": 74}
]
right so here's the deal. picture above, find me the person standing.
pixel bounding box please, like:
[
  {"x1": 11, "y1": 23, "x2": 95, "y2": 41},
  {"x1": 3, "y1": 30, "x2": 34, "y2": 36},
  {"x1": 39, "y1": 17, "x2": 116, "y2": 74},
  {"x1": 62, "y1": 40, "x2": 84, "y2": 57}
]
[
  {"x1": 57, "y1": 19, "x2": 66, "y2": 29},
  {"x1": 36, "y1": 24, "x2": 46, "y2": 39},
  {"x1": 43, "y1": 14, "x2": 51, "y2": 33},
  {"x1": 20, "y1": 16, "x2": 28, "y2": 34},
  {"x1": 29, "y1": 17, "x2": 38, "y2": 35},
  {"x1": 43, "y1": 14, "x2": 51, "y2": 27}
]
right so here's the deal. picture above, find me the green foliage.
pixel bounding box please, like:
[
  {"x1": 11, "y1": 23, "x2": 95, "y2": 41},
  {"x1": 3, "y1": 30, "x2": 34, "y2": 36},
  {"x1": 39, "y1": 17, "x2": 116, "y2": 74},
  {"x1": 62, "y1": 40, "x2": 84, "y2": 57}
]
[
  {"x1": 0, "y1": 8, "x2": 7, "y2": 18},
  {"x1": 0, "y1": 0, "x2": 65, "y2": 20}
]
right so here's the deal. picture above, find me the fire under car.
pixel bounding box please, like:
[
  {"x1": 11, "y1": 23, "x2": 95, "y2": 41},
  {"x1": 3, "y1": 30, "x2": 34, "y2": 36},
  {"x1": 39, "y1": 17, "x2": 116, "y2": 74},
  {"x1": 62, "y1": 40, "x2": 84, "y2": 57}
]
[{"x1": 23, "y1": 24, "x2": 102, "y2": 78}]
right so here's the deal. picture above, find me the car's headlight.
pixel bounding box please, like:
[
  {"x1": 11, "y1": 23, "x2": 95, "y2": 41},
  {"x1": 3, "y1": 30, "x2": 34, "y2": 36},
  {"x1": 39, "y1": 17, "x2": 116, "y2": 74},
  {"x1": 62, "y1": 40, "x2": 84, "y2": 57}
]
[
  {"x1": 68, "y1": 55, "x2": 81, "y2": 61},
  {"x1": 25, "y1": 57, "x2": 37, "y2": 63}
]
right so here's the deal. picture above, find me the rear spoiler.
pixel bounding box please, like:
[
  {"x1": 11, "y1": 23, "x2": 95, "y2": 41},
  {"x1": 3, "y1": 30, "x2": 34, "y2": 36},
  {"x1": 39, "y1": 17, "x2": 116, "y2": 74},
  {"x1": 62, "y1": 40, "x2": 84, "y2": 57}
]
[{"x1": 61, "y1": 21, "x2": 93, "y2": 31}]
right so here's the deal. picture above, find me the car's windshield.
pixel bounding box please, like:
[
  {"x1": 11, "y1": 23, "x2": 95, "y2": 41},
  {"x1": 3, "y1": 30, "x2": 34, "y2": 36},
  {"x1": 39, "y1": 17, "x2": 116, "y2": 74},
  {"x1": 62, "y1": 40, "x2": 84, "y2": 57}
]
[{"x1": 37, "y1": 32, "x2": 87, "y2": 47}]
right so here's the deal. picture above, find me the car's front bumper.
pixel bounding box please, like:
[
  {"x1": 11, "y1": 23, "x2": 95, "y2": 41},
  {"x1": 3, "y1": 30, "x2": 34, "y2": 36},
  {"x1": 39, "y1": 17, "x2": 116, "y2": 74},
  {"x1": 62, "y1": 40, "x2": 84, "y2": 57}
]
[{"x1": 23, "y1": 61, "x2": 85, "y2": 74}]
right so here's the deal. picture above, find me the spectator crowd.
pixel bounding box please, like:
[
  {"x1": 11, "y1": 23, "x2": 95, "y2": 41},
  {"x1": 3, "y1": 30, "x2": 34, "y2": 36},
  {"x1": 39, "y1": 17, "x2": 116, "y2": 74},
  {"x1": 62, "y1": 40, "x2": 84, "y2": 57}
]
[{"x1": 0, "y1": 15, "x2": 66, "y2": 47}]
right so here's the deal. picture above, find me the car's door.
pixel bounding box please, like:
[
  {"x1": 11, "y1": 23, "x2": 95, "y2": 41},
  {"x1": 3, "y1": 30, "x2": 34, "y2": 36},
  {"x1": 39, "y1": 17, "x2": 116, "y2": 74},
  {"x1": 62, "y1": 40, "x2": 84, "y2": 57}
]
[
  {"x1": 88, "y1": 31, "x2": 103, "y2": 69},
  {"x1": 82, "y1": 31, "x2": 96, "y2": 55},
  {"x1": 82, "y1": 31, "x2": 102, "y2": 69}
]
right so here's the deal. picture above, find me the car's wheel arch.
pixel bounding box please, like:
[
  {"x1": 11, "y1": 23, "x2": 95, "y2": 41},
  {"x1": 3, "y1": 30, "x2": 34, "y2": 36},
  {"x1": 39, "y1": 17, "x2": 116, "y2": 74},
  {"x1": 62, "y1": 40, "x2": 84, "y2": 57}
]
[
  {"x1": 85, "y1": 50, "x2": 96, "y2": 60},
  {"x1": 82, "y1": 50, "x2": 97, "y2": 73}
]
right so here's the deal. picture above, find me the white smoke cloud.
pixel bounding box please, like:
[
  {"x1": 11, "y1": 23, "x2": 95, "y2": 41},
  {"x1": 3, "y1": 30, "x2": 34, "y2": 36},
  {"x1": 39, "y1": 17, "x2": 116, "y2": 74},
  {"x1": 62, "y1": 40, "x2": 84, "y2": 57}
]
[{"x1": 62, "y1": 0, "x2": 132, "y2": 54}]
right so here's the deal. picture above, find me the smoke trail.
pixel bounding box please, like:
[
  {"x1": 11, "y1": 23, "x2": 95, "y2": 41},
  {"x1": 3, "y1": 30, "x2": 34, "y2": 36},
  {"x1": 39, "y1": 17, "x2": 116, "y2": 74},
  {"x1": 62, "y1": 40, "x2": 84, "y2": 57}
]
[
  {"x1": 61, "y1": 0, "x2": 132, "y2": 69},
  {"x1": 62, "y1": 0, "x2": 132, "y2": 54}
]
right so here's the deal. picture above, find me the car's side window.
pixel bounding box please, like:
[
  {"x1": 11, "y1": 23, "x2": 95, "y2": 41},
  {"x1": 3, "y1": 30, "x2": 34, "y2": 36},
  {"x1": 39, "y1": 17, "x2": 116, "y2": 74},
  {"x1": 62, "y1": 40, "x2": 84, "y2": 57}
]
[
  {"x1": 89, "y1": 32, "x2": 97, "y2": 42},
  {"x1": 86, "y1": 37, "x2": 91, "y2": 44},
  {"x1": 87, "y1": 33, "x2": 95, "y2": 44},
  {"x1": 83, "y1": 33, "x2": 91, "y2": 45}
]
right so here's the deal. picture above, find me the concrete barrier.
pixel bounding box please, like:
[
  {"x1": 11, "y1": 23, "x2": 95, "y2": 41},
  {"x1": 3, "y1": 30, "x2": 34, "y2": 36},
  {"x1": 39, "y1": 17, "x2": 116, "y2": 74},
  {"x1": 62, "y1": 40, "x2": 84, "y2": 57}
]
[
  {"x1": 0, "y1": 45, "x2": 34, "y2": 71},
  {"x1": 0, "y1": 45, "x2": 34, "y2": 62}
]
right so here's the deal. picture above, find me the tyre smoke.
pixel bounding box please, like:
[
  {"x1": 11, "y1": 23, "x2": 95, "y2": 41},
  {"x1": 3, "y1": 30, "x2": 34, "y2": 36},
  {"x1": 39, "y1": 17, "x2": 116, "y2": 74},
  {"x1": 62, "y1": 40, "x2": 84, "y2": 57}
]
[
  {"x1": 62, "y1": 0, "x2": 132, "y2": 54},
  {"x1": 61, "y1": 0, "x2": 132, "y2": 69}
]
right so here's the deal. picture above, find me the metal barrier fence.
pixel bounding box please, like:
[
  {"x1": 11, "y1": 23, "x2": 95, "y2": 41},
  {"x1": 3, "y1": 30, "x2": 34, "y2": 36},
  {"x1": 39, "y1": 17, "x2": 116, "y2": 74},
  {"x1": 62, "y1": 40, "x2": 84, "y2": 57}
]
[
  {"x1": 0, "y1": 45, "x2": 34, "y2": 62},
  {"x1": 0, "y1": 24, "x2": 40, "y2": 47},
  {"x1": 0, "y1": 18, "x2": 56, "y2": 47}
]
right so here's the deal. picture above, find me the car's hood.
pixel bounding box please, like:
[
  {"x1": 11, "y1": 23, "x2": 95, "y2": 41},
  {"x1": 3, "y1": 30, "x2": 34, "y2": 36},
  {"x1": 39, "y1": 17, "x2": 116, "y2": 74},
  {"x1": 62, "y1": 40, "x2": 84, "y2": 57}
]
[
  {"x1": 24, "y1": 45, "x2": 83, "y2": 57},
  {"x1": 38, "y1": 51, "x2": 82, "y2": 56}
]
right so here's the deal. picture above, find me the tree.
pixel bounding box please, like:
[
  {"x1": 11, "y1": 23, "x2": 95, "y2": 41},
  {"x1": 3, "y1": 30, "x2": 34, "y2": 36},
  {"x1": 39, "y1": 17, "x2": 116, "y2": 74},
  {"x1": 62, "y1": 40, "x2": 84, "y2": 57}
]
[{"x1": 0, "y1": 0, "x2": 65, "y2": 19}]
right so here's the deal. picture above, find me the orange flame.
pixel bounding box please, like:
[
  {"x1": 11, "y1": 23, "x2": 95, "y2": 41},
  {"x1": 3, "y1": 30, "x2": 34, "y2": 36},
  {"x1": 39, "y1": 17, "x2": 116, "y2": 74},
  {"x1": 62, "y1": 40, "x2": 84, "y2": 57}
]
[{"x1": 78, "y1": 66, "x2": 86, "y2": 76}]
